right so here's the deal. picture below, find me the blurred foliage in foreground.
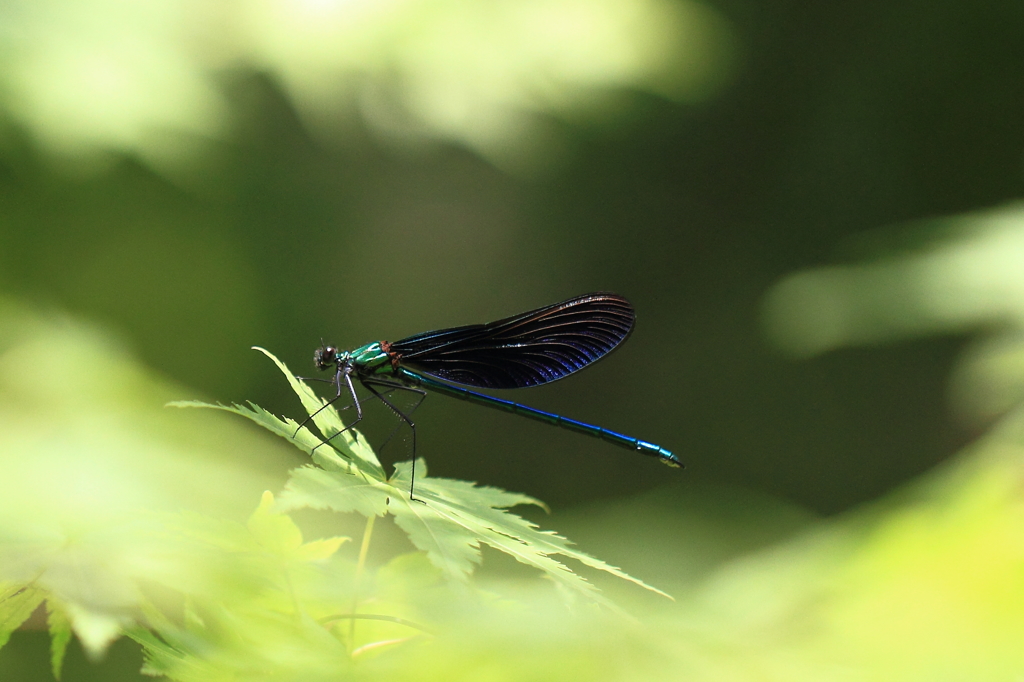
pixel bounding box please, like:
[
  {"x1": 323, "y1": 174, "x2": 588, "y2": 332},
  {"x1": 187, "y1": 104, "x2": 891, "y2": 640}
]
[{"x1": 2, "y1": 206, "x2": 1024, "y2": 680}]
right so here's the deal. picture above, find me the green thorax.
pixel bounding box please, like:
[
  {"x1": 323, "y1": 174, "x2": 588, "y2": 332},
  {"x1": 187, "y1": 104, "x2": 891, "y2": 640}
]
[{"x1": 347, "y1": 342, "x2": 392, "y2": 375}]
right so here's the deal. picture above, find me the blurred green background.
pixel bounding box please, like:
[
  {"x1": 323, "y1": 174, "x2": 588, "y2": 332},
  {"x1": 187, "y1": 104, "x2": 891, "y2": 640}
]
[
  {"x1": 2, "y1": 0, "x2": 1024, "y2": 678},
  {"x1": 6, "y1": 0, "x2": 1018, "y2": 512}
]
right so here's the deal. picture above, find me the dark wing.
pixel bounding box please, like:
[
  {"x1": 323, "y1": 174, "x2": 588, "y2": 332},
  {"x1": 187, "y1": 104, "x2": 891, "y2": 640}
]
[{"x1": 390, "y1": 293, "x2": 635, "y2": 389}]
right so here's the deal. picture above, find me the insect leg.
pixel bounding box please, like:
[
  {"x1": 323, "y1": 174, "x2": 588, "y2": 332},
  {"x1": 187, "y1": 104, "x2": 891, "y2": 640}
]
[
  {"x1": 293, "y1": 368, "x2": 347, "y2": 438},
  {"x1": 308, "y1": 370, "x2": 365, "y2": 455},
  {"x1": 360, "y1": 377, "x2": 427, "y2": 501}
]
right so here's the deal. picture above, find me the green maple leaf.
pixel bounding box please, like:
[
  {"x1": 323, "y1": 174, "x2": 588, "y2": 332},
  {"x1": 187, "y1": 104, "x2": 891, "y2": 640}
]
[
  {"x1": 174, "y1": 347, "x2": 669, "y2": 603},
  {"x1": 0, "y1": 586, "x2": 75, "y2": 680},
  {"x1": 0, "y1": 584, "x2": 45, "y2": 650}
]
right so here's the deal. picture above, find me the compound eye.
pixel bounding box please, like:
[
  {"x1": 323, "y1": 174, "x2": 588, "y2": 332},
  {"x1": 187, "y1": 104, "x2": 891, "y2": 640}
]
[{"x1": 313, "y1": 345, "x2": 338, "y2": 370}]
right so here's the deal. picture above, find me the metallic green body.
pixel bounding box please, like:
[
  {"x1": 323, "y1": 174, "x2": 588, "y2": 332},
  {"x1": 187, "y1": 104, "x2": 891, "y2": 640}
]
[{"x1": 347, "y1": 342, "x2": 391, "y2": 374}]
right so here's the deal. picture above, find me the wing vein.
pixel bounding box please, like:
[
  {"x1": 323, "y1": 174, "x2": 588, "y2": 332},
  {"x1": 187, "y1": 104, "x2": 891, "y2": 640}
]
[{"x1": 390, "y1": 293, "x2": 635, "y2": 389}]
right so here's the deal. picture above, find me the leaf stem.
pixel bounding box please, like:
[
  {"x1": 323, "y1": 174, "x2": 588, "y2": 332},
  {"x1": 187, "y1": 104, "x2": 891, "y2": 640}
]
[
  {"x1": 348, "y1": 514, "x2": 376, "y2": 651},
  {"x1": 320, "y1": 613, "x2": 434, "y2": 636}
]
